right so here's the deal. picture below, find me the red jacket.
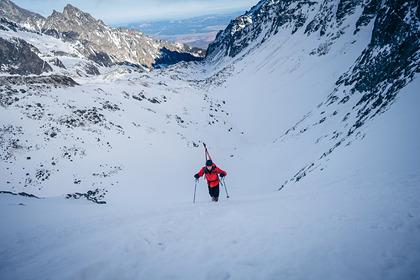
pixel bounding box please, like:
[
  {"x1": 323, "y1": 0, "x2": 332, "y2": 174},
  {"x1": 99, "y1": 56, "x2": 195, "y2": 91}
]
[{"x1": 197, "y1": 164, "x2": 227, "y2": 188}]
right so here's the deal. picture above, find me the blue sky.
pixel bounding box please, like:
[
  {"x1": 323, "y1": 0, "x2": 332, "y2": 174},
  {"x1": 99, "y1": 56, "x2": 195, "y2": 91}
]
[{"x1": 13, "y1": 0, "x2": 258, "y2": 24}]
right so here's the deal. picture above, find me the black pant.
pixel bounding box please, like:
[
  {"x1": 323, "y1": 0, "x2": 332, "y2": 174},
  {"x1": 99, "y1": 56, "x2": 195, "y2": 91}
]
[{"x1": 208, "y1": 185, "x2": 220, "y2": 198}]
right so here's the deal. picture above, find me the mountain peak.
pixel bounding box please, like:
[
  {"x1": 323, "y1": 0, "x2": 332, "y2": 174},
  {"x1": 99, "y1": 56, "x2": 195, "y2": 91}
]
[
  {"x1": 0, "y1": 0, "x2": 45, "y2": 31},
  {"x1": 63, "y1": 3, "x2": 81, "y2": 14},
  {"x1": 60, "y1": 3, "x2": 97, "y2": 23},
  {"x1": 0, "y1": 0, "x2": 42, "y2": 16},
  {"x1": 0, "y1": 0, "x2": 13, "y2": 6},
  {"x1": 50, "y1": 9, "x2": 60, "y2": 16}
]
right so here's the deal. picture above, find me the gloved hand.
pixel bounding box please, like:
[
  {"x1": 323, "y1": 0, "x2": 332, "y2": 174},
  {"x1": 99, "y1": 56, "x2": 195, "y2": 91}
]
[
  {"x1": 194, "y1": 174, "x2": 199, "y2": 179},
  {"x1": 220, "y1": 173, "x2": 226, "y2": 178}
]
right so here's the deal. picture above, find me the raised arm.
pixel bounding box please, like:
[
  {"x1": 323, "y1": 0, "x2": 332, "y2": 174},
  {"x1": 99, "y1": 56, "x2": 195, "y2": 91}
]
[
  {"x1": 215, "y1": 167, "x2": 227, "y2": 177},
  {"x1": 194, "y1": 167, "x2": 205, "y2": 179}
]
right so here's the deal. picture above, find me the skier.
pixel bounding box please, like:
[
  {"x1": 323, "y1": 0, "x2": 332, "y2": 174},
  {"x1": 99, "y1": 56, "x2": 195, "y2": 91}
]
[{"x1": 194, "y1": 159, "x2": 227, "y2": 202}]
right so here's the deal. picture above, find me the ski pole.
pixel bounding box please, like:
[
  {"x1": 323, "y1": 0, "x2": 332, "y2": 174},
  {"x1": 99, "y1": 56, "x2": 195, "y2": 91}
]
[
  {"x1": 193, "y1": 179, "x2": 198, "y2": 203},
  {"x1": 221, "y1": 177, "x2": 230, "y2": 198}
]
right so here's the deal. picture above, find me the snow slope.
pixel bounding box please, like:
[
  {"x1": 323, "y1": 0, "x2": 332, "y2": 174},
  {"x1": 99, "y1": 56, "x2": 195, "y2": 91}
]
[
  {"x1": 1, "y1": 89, "x2": 420, "y2": 278},
  {"x1": 1, "y1": 0, "x2": 419, "y2": 279}
]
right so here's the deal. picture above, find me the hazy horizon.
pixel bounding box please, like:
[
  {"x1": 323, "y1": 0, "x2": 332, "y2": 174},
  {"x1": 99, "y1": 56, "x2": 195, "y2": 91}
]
[{"x1": 11, "y1": 0, "x2": 257, "y2": 24}]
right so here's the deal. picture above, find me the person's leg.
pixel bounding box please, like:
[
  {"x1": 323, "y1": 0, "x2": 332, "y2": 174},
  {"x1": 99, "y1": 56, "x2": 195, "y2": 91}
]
[
  {"x1": 208, "y1": 185, "x2": 214, "y2": 200},
  {"x1": 208, "y1": 185, "x2": 220, "y2": 201},
  {"x1": 213, "y1": 185, "x2": 220, "y2": 202}
]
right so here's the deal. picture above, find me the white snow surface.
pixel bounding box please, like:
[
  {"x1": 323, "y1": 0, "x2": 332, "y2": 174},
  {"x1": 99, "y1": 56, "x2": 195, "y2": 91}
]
[{"x1": 1, "y1": 4, "x2": 420, "y2": 280}]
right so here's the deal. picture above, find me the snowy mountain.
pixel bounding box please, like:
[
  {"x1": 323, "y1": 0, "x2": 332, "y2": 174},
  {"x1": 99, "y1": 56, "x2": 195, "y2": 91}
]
[
  {"x1": 42, "y1": 4, "x2": 204, "y2": 68},
  {"x1": 0, "y1": 0, "x2": 45, "y2": 31},
  {"x1": 0, "y1": 36, "x2": 52, "y2": 75},
  {"x1": 0, "y1": 0, "x2": 204, "y2": 68},
  {"x1": 205, "y1": 0, "x2": 419, "y2": 188},
  {"x1": 0, "y1": 0, "x2": 419, "y2": 279}
]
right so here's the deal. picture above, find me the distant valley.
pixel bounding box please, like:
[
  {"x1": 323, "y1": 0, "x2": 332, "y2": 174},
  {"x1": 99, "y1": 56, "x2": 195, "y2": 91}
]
[{"x1": 119, "y1": 11, "x2": 244, "y2": 48}]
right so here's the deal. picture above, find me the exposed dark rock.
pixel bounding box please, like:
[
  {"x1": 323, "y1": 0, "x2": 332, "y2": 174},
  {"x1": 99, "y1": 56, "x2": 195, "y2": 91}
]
[
  {"x1": 42, "y1": 28, "x2": 60, "y2": 38},
  {"x1": 66, "y1": 188, "x2": 107, "y2": 204},
  {"x1": 51, "y1": 57, "x2": 66, "y2": 68},
  {"x1": 61, "y1": 146, "x2": 86, "y2": 161},
  {"x1": 0, "y1": 75, "x2": 78, "y2": 87},
  {"x1": 116, "y1": 61, "x2": 143, "y2": 70},
  {"x1": 0, "y1": 190, "x2": 40, "y2": 198},
  {"x1": 0, "y1": 37, "x2": 52, "y2": 75},
  {"x1": 61, "y1": 31, "x2": 79, "y2": 41},
  {"x1": 132, "y1": 91, "x2": 165, "y2": 104},
  {"x1": 92, "y1": 166, "x2": 122, "y2": 178},
  {"x1": 0, "y1": 17, "x2": 17, "y2": 31},
  {"x1": 207, "y1": 0, "x2": 318, "y2": 60},
  {"x1": 0, "y1": 125, "x2": 27, "y2": 161},
  {"x1": 84, "y1": 63, "x2": 100, "y2": 75},
  {"x1": 73, "y1": 108, "x2": 105, "y2": 125},
  {"x1": 336, "y1": 0, "x2": 363, "y2": 24},
  {"x1": 35, "y1": 168, "x2": 51, "y2": 182},
  {"x1": 0, "y1": 0, "x2": 45, "y2": 31},
  {"x1": 279, "y1": 0, "x2": 419, "y2": 188},
  {"x1": 153, "y1": 47, "x2": 203, "y2": 68},
  {"x1": 354, "y1": 0, "x2": 381, "y2": 33},
  {"x1": 333, "y1": 0, "x2": 420, "y2": 137},
  {"x1": 88, "y1": 51, "x2": 114, "y2": 67},
  {"x1": 101, "y1": 101, "x2": 121, "y2": 112}
]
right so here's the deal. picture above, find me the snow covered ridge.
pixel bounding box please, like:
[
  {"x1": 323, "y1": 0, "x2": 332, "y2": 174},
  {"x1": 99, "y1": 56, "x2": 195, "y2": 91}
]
[
  {"x1": 276, "y1": 1, "x2": 420, "y2": 188},
  {"x1": 0, "y1": 36, "x2": 53, "y2": 75},
  {"x1": 0, "y1": 0, "x2": 45, "y2": 31},
  {"x1": 0, "y1": 0, "x2": 205, "y2": 69},
  {"x1": 206, "y1": 0, "x2": 419, "y2": 61},
  {"x1": 0, "y1": 16, "x2": 103, "y2": 78},
  {"x1": 205, "y1": 0, "x2": 420, "y2": 189}
]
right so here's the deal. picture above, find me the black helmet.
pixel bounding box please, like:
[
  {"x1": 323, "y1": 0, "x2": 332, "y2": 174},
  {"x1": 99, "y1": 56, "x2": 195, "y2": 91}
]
[{"x1": 206, "y1": 159, "x2": 213, "y2": 166}]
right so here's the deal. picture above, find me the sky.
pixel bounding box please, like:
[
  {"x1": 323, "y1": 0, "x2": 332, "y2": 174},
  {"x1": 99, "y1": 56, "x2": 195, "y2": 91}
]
[{"x1": 12, "y1": 0, "x2": 258, "y2": 24}]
